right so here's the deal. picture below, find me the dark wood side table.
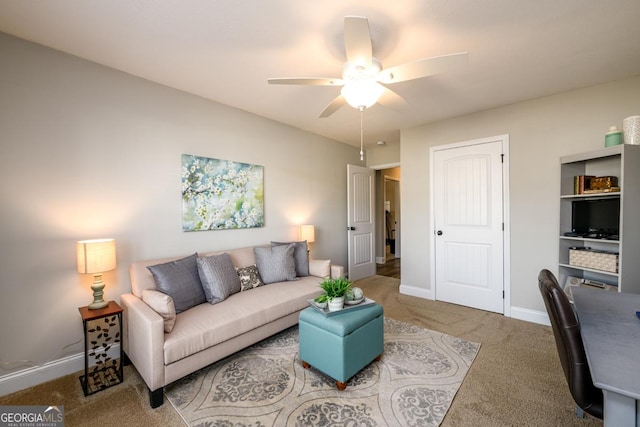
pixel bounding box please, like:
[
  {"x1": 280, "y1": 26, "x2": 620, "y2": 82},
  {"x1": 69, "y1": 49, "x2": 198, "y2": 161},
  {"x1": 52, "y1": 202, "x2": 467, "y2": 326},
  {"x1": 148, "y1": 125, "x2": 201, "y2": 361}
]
[{"x1": 78, "y1": 301, "x2": 123, "y2": 396}]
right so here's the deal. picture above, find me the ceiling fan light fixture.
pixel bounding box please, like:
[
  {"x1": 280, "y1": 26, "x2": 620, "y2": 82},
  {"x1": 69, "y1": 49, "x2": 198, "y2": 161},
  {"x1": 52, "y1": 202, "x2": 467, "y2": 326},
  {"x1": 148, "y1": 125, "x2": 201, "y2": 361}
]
[
  {"x1": 341, "y1": 79, "x2": 385, "y2": 110},
  {"x1": 268, "y1": 17, "x2": 468, "y2": 118}
]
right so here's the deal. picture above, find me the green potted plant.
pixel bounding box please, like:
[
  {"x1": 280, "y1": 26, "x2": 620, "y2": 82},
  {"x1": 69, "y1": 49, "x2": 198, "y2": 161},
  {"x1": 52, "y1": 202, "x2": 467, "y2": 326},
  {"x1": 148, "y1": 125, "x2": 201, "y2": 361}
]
[
  {"x1": 318, "y1": 277, "x2": 352, "y2": 311},
  {"x1": 313, "y1": 293, "x2": 328, "y2": 309}
]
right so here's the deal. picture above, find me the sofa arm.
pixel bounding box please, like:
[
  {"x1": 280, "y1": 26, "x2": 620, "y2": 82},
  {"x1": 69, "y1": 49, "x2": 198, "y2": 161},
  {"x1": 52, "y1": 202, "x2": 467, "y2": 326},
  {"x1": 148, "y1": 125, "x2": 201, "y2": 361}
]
[
  {"x1": 331, "y1": 264, "x2": 344, "y2": 279},
  {"x1": 121, "y1": 293, "x2": 165, "y2": 391}
]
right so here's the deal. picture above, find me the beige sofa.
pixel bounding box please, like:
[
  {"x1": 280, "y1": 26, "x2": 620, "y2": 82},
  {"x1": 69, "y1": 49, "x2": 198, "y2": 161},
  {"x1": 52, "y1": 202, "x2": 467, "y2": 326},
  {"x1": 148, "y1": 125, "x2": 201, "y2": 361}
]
[{"x1": 120, "y1": 244, "x2": 343, "y2": 407}]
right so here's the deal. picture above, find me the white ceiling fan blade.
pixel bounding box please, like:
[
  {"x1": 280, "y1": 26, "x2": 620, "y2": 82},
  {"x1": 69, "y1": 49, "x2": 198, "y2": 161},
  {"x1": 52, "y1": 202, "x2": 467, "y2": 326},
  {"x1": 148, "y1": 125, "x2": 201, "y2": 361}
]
[
  {"x1": 344, "y1": 16, "x2": 372, "y2": 67},
  {"x1": 377, "y1": 52, "x2": 469, "y2": 84},
  {"x1": 268, "y1": 77, "x2": 344, "y2": 86},
  {"x1": 319, "y1": 95, "x2": 346, "y2": 118},
  {"x1": 377, "y1": 87, "x2": 409, "y2": 111}
]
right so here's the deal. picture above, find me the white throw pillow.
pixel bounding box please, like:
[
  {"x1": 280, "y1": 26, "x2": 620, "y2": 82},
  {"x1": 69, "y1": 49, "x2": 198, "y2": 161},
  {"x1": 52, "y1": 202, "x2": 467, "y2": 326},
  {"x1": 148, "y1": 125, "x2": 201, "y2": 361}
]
[
  {"x1": 309, "y1": 259, "x2": 331, "y2": 278},
  {"x1": 142, "y1": 289, "x2": 177, "y2": 333}
]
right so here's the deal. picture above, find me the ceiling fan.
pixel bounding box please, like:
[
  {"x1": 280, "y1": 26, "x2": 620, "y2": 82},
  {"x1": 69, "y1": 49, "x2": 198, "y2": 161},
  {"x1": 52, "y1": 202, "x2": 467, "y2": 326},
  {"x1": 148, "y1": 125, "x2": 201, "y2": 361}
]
[{"x1": 268, "y1": 16, "x2": 468, "y2": 118}]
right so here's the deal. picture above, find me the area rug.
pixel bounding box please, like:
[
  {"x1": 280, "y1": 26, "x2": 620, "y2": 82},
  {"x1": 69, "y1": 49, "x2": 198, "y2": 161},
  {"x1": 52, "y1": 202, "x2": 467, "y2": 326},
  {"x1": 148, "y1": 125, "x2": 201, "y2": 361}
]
[{"x1": 165, "y1": 318, "x2": 480, "y2": 426}]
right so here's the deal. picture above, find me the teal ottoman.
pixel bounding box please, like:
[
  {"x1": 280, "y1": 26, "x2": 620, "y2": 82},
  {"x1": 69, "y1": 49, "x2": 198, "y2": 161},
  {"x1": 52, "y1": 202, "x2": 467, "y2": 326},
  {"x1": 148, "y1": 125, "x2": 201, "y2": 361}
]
[{"x1": 298, "y1": 303, "x2": 384, "y2": 389}]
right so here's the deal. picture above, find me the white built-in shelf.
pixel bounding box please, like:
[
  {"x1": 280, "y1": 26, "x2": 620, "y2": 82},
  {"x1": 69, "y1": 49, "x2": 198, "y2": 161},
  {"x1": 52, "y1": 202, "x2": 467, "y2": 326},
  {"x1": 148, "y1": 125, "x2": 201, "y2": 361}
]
[{"x1": 558, "y1": 144, "x2": 640, "y2": 294}]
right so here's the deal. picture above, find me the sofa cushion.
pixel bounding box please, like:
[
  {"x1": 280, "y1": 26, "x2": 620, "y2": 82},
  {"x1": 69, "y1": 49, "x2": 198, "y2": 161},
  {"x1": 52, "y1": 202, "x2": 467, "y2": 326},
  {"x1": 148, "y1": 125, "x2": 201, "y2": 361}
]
[
  {"x1": 309, "y1": 259, "x2": 331, "y2": 278},
  {"x1": 147, "y1": 253, "x2": 206, "y2": 314},
  {"x1": 236, "y1": 265, "x2": 264, "y2": 291},
  {"x1": 197, "y1": 253, "x2": 241, "y2": 304},
  {"x1": 163, "y1": 276, "x2": 321, "y2": 365},
  {"x1": 271, "y1": 241, "x2": 309, "y2": 276},
  {"x1": 130, "y1": 245, "x2": 266, "y2": 298},
  {"x1": 201, "y1": 245, "x2": 259, "y2": 269},
  {"x1": 142, "y1": 289, "x2": 177, "y2": 333},
  {"x1": 254, "y1": 244, "x2": 297, "y2": 284}
]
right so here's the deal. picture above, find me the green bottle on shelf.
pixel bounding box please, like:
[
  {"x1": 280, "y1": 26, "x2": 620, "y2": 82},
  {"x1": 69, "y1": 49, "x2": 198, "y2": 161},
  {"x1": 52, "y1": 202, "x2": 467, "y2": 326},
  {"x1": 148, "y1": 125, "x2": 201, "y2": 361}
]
[{"x1": 604, "y1": 125, "x2": 622, "y2": 147}]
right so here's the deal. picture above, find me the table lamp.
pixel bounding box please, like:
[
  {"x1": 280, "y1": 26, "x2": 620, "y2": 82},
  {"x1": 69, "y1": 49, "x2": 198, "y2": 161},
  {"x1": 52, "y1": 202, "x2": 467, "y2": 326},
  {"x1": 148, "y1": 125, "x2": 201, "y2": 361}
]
[
  {"x1": 77, "y1": 238, "x2": 116, "y2": 310},
  {"x1": 299, "y1": 225, "x2": 315, "y2": 256},
  {"x1": 299, "y1": 225, "x2": 315, "y2": 244}
]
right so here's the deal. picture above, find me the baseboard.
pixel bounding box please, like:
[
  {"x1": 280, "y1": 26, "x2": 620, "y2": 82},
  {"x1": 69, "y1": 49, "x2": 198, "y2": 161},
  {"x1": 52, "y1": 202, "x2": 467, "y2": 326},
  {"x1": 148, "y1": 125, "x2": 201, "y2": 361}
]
[
  {"x1": 396, "y1": 288, "x2": 550, "y2": 326},
  {"x1": 510, "y1": 306, "x2": 550, "y2": 326},
  {"x1": 0, "y1": 352, "x2": 84, "y2": 396},
  {"x1": 399, "y1": 284, "x2": 434, "y2": 300},
  {"x1": 0, "y1": 343, "x2": 121, "y2": 397},
  {"x1": 375, "y1": 257, "x2": 386, "y2": 264}
]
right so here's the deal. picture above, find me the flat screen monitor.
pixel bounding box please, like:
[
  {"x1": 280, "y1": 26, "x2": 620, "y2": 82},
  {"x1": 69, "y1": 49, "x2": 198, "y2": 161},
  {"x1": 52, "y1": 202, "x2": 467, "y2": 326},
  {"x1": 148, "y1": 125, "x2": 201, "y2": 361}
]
[{"x1": 571, "y1": 198, "x2": 620, "y2": 237}]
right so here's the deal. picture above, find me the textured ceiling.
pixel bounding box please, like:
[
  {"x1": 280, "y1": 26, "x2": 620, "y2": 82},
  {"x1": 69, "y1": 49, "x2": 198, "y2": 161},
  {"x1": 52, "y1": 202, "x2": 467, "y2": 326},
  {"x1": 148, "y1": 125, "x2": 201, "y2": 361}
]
[{"x1": 1, "y1": 0, "x2": 639, "y2": 148}]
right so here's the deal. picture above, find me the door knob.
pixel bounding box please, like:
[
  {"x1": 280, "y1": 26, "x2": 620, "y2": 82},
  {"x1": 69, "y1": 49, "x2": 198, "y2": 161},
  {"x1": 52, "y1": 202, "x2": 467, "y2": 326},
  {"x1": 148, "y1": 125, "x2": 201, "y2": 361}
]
[
  {"x1": 436, "y1": 230, "x2": 443, "y2": 236},
  {"x1": 348, "y1": 227, "x2": 356, "y2": 231}
]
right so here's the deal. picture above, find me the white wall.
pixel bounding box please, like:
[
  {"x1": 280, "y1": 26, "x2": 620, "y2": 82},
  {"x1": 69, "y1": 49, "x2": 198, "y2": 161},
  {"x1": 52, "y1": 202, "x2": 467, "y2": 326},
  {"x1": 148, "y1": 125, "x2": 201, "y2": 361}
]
[
  {"x1": 401, "y1": 75, "x2": 640, "y2": 316},
  {"x1": 0, "y1": 33, "x2": 359, "y2": 392},
  {"x1": 367, "y1": 140, "x2": 400, "y2": 166}
]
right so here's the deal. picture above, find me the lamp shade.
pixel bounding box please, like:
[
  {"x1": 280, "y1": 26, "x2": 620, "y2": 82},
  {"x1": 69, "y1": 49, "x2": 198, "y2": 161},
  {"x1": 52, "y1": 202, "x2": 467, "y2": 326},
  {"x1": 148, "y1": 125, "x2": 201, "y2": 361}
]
[
  {"x1": 77, "y1": 239, "x2": 117, "y2": 274},
  {"x1": 299, "y1": 225, "x2": 315, "y2": 243}
]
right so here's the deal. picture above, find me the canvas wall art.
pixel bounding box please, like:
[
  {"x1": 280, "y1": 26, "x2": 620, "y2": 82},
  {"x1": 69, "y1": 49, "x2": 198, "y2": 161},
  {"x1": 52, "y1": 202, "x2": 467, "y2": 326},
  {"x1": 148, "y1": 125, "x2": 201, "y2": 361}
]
[{"x1": 181, "y1": 154, "x2": 264, "y2": 231}]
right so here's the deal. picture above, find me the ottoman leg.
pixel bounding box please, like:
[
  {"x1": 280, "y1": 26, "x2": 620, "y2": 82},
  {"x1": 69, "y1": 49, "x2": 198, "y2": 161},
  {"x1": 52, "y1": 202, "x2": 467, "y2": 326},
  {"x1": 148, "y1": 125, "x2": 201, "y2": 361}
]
[
  {"x1": 374, "y1": 353, "x2": 383, "y2": 362},
  {"x1": 302, "y1": 361, "x2": 310, "y2": 369},
  {"x1": 336, "y1": 381, "x2": 347, "y2": 391}
]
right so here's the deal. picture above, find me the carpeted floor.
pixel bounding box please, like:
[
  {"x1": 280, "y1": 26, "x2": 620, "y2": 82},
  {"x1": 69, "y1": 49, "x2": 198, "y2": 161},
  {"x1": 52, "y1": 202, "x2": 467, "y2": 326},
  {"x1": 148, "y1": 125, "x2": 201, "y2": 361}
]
[
  {"x1": 165, "y1": 318, "x2": 479, "y2": 426},
  {"x1": 0, "y1": 275, "x2": 602, "y2": 426}
]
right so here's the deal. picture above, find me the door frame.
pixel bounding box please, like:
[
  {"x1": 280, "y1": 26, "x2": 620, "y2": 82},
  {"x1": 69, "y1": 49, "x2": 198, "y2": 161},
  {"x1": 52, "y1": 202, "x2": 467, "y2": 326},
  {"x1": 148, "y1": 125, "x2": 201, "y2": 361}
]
[
  {"x1": 384, "y1": 175, "x2": 401, "y2": 259},
  {"x1": 429, "y1": 135, "x2": 511, "y2": 317},
  {"x1": 370, "y1": 162, "x2": 401, "y2": 264}
]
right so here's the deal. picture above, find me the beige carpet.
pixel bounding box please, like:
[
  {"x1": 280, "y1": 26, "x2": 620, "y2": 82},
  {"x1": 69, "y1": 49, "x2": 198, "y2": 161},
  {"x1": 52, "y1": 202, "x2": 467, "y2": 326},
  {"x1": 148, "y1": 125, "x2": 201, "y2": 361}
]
[
  {"x1": 0, "y1": 364, "x2": 183, "y2": 427},
  {"x1": 0, "y1": 275, "x2": 602, "y2": 426},
  {"x1": 360, "y1": 275, "x2": 602, "y2": 427},
  {"x1": 164, "y1": 318, "x2": 479, "y2": 426}
]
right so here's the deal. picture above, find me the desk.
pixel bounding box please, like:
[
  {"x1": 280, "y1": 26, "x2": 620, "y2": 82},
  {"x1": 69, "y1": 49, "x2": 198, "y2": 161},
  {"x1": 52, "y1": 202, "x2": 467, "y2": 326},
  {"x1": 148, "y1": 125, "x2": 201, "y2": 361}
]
[{"x1": 572, "y1": 287, "x2": 640, "y2": 426}]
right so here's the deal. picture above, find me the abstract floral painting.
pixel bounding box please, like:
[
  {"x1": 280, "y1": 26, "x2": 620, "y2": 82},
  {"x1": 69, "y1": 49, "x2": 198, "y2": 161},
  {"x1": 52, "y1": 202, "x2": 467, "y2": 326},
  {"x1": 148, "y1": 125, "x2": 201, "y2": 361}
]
[{"x1": 181, "y1": 154, "x2": 264, "y2": 231}]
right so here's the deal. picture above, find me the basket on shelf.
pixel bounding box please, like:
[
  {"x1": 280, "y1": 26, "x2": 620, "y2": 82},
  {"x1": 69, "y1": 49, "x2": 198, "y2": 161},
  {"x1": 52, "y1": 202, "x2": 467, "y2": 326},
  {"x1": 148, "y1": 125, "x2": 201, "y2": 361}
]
[{"x1": 569, "y1": 248, "x2": 619, "y2": 273}]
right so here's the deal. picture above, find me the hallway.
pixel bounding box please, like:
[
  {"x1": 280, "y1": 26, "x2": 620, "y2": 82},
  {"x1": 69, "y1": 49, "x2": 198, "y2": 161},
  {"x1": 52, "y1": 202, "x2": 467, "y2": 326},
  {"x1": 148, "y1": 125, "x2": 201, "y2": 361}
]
[{"x1": 376, "y1": 257, "x2": 400, "y2": 279}]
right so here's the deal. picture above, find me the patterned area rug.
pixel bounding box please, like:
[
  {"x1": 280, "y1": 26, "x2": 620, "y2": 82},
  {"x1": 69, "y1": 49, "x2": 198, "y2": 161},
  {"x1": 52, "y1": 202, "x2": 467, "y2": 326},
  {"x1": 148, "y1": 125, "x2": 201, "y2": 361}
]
[{"x1": 165, "y1": 318, "x2": 480, "y2": 426}]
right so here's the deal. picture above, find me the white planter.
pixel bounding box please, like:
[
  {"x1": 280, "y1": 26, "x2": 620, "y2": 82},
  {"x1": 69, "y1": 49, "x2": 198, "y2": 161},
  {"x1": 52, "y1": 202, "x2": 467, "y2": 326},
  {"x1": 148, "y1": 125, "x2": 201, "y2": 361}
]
[
  {"x1": 623, "y1": 115, "x2": 640, "y2": 145},
  {"x1": 328, "y1": 296, "x2": 345, "y2": 312}
]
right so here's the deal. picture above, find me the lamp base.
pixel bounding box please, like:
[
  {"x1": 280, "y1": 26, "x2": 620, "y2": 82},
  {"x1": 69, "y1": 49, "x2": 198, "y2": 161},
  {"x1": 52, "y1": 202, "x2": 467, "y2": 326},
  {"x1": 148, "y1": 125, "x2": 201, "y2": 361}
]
[
  {"x1": 89, "y1": 274, "x2": 108, "y2": 310},
  {"x1": 88, "y1": 300, "x2": 109, "y2": 310}
]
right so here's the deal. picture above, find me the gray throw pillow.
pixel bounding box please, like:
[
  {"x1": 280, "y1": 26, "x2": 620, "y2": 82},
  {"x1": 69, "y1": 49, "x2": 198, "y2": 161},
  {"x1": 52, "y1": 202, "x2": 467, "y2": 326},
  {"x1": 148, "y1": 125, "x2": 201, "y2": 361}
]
[
  {"x1": 236, "y1": 265, "x2": 264, "y2": 291},
  {"x1": 147, "y1": 253, "x2": 206, "y2": 314},
  {"x1": 271, "y1": 241, "x2": 309, "y2": 276},
  {"x1": 254, "y1": 244, "x2": 297, "y2": 284},
  {"x1": 197, "y1": 253, "x2": 241, "y2": 305}
]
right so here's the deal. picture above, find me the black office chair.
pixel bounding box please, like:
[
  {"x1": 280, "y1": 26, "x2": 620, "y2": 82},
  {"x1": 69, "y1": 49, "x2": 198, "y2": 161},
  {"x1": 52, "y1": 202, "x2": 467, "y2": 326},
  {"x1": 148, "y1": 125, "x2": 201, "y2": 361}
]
[{"x1": 537, "y1": 269, "x2": 603, "y2": 419}]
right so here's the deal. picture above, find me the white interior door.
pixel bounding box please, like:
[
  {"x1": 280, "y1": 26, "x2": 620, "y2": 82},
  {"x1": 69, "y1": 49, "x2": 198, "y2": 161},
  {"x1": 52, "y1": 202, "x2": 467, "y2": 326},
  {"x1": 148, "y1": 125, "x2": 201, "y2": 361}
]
[
  {"x1": 347, "y1": 164, "x2": 376, "y2": 281},
  {"x1": 433, "y1": 138, "x2": 505, "y2": 313}
]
